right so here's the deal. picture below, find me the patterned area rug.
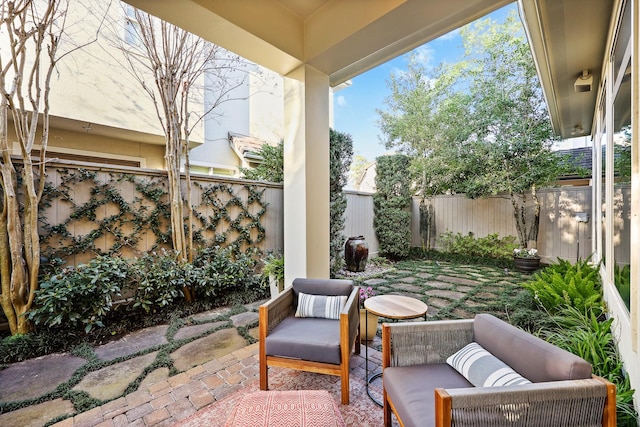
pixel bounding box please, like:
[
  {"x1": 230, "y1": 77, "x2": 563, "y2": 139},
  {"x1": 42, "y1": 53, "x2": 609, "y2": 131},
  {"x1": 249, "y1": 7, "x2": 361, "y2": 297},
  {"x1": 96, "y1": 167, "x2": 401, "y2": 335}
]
[
  {"x1": 225, "y1": 390, "x2": 345, "y2": 427},
  {"x1": 174, "y1": 362, "x2": 397, "y2": 427}
]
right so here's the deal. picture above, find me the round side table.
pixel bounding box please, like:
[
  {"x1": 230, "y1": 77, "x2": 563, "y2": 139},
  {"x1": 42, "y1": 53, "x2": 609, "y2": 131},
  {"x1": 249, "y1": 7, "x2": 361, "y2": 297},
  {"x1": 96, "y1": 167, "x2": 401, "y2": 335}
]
[{"x1": 363, "y1": 295, "x2": 428, "y2": 406}]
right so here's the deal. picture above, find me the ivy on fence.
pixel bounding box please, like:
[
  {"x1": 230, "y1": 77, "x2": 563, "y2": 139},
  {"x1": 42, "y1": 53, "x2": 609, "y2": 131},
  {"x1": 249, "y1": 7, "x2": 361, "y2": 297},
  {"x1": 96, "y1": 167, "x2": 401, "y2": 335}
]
[{"x1": 39, "y1": 168, "x2": 268, "y2": 268}]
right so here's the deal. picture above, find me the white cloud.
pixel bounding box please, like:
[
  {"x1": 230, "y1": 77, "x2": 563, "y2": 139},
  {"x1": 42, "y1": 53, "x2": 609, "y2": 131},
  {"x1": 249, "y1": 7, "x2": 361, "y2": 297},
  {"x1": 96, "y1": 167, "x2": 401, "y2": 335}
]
[
  {"x1": 336, "y1": 95, "x2": 347, "y2": 107},
  {"x1": 410, "y1": 45, "x2": 435, "y2": 67}
]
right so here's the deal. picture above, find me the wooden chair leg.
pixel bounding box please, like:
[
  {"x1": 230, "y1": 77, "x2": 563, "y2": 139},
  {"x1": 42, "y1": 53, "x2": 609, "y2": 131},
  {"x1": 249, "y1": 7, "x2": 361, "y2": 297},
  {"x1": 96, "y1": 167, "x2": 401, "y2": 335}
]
[
  {"x1": 383, "y1": 390, "x2": 392, "y2": 427},
  {"x1": 260, "y1": 362, "x2": 268, "y2": 390},
  {"x1": 259, "y1": 306, "x2": 268, "y2": 391},
  {"x1": 341, "y1": 378, "x2": 349, "y2": 404},
  {"x1": 341, "y1": 361, "x2": 350, "y2": 404}
]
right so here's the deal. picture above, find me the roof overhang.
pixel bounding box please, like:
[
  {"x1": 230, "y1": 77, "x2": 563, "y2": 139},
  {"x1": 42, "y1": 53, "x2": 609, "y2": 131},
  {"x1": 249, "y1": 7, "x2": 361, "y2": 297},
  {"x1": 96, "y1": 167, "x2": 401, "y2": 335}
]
[
  {"x1": 125, "y1": 0, "x2": 512, "y2": 87},
  {"x1": 518, "y1": 0, "x2": 613, "y2": 138}
]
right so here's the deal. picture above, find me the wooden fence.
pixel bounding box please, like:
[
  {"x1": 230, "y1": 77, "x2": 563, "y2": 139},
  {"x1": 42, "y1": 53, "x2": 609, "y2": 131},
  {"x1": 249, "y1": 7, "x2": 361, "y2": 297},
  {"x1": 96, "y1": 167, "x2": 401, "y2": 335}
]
[
  {"x1": 36, "y1": 162, "x2": 629, "y2": 266},
  {"x1": 38, "y1": 161, "x2": 283, "y2": 266}
]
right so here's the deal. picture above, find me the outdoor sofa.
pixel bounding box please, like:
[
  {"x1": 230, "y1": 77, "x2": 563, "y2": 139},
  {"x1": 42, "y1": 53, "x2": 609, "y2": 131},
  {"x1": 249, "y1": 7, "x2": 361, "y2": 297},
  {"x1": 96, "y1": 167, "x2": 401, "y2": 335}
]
[{"x1": 382, "y1": 313, "x2": 616, "y2": 427}]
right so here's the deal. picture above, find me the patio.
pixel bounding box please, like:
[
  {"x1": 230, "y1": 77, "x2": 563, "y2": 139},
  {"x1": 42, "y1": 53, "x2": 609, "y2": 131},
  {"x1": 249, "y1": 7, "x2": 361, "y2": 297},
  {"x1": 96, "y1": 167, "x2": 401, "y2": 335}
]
[{"x1": 0, "y1": 259, "x2": 526, "y2": 426}]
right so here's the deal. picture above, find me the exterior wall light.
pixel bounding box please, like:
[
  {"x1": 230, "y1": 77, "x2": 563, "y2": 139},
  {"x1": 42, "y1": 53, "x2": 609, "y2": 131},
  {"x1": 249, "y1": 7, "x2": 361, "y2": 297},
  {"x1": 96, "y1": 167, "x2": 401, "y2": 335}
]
[{"x1": 574, "y1": 70, "x2": 593, "y2": 92}]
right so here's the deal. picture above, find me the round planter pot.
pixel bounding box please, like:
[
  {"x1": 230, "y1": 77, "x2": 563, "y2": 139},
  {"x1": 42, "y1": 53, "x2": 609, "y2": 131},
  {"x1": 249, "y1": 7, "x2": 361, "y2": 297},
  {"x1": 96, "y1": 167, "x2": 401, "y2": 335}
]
[
  {"x1": 359, "y1": 308, "x2": 378, "y2": 342},
  {"x1": 513, "y1": 256, "x2": 541, "y2": 273},
  {"x1": 345, "y1": 236, "x2": 369, "y2": 272}
]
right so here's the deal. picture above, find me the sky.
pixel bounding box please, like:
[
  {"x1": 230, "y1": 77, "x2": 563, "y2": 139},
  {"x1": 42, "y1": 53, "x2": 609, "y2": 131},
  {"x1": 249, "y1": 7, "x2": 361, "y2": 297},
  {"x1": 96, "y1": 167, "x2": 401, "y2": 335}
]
[{"x1": 332, "y1": 3, "x2": 516, "y2": 163}]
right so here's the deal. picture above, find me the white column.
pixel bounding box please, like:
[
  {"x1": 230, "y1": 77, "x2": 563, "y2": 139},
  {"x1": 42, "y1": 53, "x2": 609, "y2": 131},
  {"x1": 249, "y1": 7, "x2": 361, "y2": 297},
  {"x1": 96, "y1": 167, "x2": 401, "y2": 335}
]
[{"x1": 282, "y1": 65, "x2": 330, "y2": 283}]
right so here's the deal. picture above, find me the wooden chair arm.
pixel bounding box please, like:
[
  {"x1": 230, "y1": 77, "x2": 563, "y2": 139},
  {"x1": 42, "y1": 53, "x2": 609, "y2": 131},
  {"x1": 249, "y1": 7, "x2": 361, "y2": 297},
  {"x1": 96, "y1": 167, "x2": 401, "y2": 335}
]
[
  {"x1": 259, "y1": 287, "x2": 294, "y2": 335},
  {"x1": 341, "y1": 286, "x2": 360, "y2": 350}
]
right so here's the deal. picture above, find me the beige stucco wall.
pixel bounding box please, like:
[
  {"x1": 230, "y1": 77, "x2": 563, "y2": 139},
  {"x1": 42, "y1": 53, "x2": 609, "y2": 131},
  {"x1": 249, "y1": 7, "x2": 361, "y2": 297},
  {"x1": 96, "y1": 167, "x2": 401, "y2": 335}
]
[{"x1": 8, "y1": 125, "x2": 166, "y2": 170}]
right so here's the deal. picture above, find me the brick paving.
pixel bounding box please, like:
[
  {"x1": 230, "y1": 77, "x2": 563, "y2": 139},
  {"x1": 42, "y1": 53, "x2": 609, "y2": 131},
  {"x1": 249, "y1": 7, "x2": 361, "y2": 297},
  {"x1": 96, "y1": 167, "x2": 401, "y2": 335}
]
[
  {"x1": 0, "y1": 260, "x2": 523, "y2": 426},
  {"x1": 51, "y1": 343, "x2": 261, "y2": 427}
]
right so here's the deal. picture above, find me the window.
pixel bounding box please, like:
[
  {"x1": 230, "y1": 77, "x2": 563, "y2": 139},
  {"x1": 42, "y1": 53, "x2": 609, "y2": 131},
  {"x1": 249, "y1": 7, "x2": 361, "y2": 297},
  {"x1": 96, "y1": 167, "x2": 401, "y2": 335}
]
[{"x1": 124, "y1": 5, "x2": 142, "y2": 47}]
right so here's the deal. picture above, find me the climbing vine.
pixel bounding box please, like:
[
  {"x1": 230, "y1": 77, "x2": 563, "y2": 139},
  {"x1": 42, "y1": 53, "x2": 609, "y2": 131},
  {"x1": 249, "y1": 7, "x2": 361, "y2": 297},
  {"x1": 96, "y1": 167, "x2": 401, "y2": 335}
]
[{"x1": 39, "y1": 167, "x2": 269, "y2": 271}]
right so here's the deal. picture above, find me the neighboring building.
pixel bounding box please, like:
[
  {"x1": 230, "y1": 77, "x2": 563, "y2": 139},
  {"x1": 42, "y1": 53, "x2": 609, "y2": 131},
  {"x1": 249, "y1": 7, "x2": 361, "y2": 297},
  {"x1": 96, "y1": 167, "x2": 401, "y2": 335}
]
[
  {"x1": 190, "y1": 64, "x2": 284, "y2": 177},
  {"x1": 3, "y1": 1, "x2": 285, "y2": 174},
  {"x1": 351, "y1": 161, "x2": 377, "y2": 193}
]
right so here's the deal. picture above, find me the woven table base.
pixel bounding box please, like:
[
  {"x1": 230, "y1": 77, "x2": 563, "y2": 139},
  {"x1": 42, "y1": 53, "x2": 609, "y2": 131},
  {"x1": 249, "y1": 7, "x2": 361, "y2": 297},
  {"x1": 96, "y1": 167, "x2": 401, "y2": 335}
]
[{"x1": 225, "y1": 390, "x2": 346, "y2": 427}]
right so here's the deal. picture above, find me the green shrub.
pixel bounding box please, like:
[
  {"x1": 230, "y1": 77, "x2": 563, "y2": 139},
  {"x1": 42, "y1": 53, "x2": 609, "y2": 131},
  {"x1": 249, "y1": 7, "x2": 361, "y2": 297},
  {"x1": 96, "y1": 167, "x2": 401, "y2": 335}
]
[
  {"x1": 438, "y1": 231, "x2": 516, "y2": 259},
  {"x1": 374, "y1": 154, "x2": 412, "y2": 260},
  {"x1": 129, "y1": 250, "x2": 186, "y2": 313},
  {"x1": 522, "y1": 258, "x2": 602, "y2": 313},
  {"x1": 329, "y1": 129, "x2": 353, "y2": 277},
  {"x1": 193, "y1": 246, "x2": 261, "y2": 298},
  {"x1": 28, "y1": 256, "x2": 130, "y2": 332},
  {"x1": 0, "y1": 330, "x2": 77, "y2": 363},
  {"x1": 239, "y1": 140, "x2": 284, "y2": 183}
]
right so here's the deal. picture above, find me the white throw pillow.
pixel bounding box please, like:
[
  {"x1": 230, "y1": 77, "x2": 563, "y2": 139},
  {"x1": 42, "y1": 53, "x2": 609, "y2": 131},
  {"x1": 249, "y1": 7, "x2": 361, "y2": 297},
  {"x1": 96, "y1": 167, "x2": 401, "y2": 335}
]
[
  {"x1": 295, "y1": 292, "x2": 347, "y2": 320},
  {"x1": 446, "y1": 342, "x2": 531, "y2": 387}
]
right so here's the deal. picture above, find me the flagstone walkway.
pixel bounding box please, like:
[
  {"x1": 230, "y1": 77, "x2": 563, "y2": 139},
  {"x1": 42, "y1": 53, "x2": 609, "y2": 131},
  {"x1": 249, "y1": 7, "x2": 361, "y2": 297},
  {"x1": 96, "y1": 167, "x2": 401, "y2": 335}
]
[{"x1": 0, "y1": 260, "x2": 526, "y2": 426}]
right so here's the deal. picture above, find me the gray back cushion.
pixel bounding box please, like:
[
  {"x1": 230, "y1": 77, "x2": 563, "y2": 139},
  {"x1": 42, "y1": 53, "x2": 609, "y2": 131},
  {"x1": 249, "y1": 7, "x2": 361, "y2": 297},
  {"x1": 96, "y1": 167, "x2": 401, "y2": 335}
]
[
  {"x1": 292, "y1": 278, "x2": 353, "y2": 307},
  {"x1": 473, "y1": 313, "x2": 592, "y2": 382}
]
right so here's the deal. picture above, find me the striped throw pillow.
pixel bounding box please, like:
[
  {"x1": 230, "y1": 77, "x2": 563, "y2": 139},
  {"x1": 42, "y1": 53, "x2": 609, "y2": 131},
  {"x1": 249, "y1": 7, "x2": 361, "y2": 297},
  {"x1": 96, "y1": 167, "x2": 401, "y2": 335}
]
[
  {"x1": 446, "y1": 342, "x2": 531, "y2": 387},
  {"x1": 295, "y1": 292, "x2": 347, "y2": 320}
]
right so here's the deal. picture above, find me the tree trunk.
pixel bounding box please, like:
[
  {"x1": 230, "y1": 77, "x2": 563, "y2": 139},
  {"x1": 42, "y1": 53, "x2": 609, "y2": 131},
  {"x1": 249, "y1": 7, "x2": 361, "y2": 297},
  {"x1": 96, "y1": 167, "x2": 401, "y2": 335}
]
[
  {"x1": 527, "y1": 184, "x2": 540, "y2": 246},
  {"x1": 510, "y1": 191, "x2": 527, "y2": 249},
  {"x1": 0, "y1": 161, "x2": 33, "y2": 335}
]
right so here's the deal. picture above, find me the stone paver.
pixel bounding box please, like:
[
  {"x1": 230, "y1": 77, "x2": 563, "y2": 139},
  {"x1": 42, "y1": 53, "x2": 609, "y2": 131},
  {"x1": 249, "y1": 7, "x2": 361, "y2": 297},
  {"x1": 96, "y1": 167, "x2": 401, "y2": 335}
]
[
  {"x1": 435, "y1": 275, "x2": 481, "y2": 287},
  {"x1": 426, "y1": 289, "x2": 467, "y2": 300},
  {"x1": 138, "y1": 368, "x2": 170, "y2": 391},
  {"x1": 229, "y1": 311, "x2": 258, "y2": 327},
  {"x1": 424, "y1": 281, "x2": 453, "y2": 289},
  {"x1": 393, "y1": 283, "x2": 423, "y2": 293},
  {"x1": 171, "y1": 329, "x2": 247, "y2": 372},
  {"x1": 173, "y1": 321, "x2": 226, "y2": 341},
  {"x1": 0, "y1": 353, "x2": 87, "y2": 401},
  {"x1": 74, "y1": 352, "x2": 158, "y2": 401},
  {"x1": 3, "y1": 261, "x2": 522, "y2": 427},
  {"x1": 189, "y1": 307, "x2": 232, "y2": 322},
  {"x1": 95, "y1": 325, "x2": 168, "y2": 361},
  {"x1": 0, "y1": 398, "x2": 75, "y2": 427},
  {"x1": 363, "y1": 278, "x2": 388, "y2": 285}
]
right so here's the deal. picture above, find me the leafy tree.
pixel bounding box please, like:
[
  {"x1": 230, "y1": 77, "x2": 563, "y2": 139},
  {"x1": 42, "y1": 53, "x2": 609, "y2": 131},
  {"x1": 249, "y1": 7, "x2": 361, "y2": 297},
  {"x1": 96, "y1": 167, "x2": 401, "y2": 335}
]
[
  {"x1": 379, "y1": 12, "x2": 569, "y2": 249},
  {"x1": 115, "y1": 7, "x2": 247, "y2": 301},
  {"x1": 329, "y1": 129, "x2": 353, "y2": 276},
  {"x1": 240, "y1": 140, "x2": 284, "y2": 183},
  {"x1": 0, "y1": 0, "x2": 99, "y2": 334},
  {"x1": 239, "y1": 130, "x2": 352, "y2": 275},
  {"x1": 373, "y1": 154, "x2": 412, "y2": 259}
]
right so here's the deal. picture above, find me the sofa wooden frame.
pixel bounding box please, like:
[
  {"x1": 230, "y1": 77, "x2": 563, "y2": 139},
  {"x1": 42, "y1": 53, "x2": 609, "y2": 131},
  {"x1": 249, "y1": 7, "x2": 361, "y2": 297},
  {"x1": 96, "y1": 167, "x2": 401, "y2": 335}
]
[{"x1": 381, "y1": 319, "x2": 617, "y2": 427}]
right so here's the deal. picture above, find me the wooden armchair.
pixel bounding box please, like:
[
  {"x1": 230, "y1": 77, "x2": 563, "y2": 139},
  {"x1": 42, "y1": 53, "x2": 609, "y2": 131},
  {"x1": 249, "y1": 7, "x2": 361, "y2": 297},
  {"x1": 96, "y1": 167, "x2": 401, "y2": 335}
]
[{"x1": 259, "y1": 278, "x2": 360, "y2": 404}]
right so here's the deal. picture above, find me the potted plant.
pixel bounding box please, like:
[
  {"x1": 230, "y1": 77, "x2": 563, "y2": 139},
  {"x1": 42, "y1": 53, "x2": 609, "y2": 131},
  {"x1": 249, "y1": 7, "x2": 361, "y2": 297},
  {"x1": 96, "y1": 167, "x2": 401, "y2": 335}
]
[
  {"x1": 262, "y1": 253, "x2": 284, "y2": 299},
  {"x1": 359, "y1": 286, "x2": 378, "y2": 342},
  {"x1": 513, "y1": 247, "x2": 540, "y2": 273}
]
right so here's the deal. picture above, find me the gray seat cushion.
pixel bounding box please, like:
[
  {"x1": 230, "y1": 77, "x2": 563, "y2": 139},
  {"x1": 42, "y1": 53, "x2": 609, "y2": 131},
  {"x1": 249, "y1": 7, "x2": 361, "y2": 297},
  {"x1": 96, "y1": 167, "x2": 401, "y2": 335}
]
[
  {"x1": 265, "y1": 315, "x2": 341, "y2": 365},
  {"x1": 473, "y1": 314, "x2": 592, "y2": 382},
  {"x1": 383, "y1": 363, "x2": 472, "y2": 427}
]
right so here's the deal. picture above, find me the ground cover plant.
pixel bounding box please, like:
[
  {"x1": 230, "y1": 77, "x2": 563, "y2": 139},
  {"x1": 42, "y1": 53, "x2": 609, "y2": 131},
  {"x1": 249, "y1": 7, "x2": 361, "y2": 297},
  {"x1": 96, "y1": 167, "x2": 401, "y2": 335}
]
[
  {"x1": 519, "y1": 259, "x2": 637, "y2": 426},
  {"x1": 3, "y1": 247, "x2": 266, "y2": 363},
  {"x1": 438, "y1": 231, "x2": 516, "y2": 261},
  {"x1": 1, "y1": 253, "x2": 636, "y2": 425}
]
